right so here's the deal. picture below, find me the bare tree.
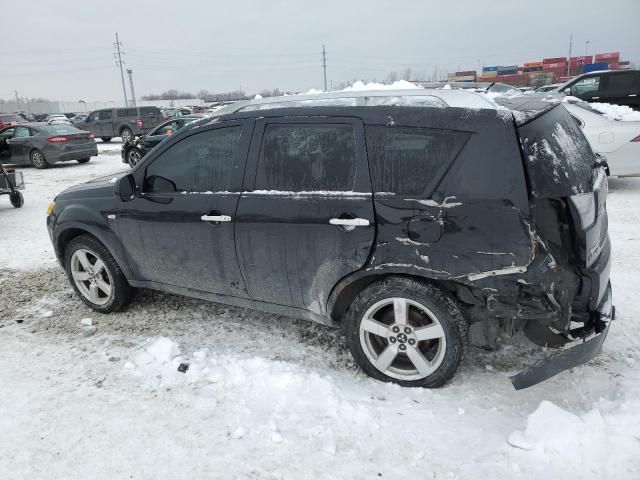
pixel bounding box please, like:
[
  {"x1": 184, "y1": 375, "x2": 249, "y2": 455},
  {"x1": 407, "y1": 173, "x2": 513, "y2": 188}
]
[
  {"x1": 402, "y1": 68, "x2": 413, "y2": 81},
  {"x1": 385, "y1": 71, "x2": 398, "y2": 83}
]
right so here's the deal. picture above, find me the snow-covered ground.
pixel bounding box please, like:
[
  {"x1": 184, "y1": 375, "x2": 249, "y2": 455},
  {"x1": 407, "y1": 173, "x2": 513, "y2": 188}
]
[{"x1": 1, "y1": 141, "x2": 639, "y2": 479}]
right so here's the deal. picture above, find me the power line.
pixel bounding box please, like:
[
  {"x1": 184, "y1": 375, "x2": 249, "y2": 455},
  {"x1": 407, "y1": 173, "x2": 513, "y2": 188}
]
[
  {"x1": 113, "y1": 33, "x2": 128, "y2": 107},
  {"x1": 322, "y1": 45, "x2": 327, "y2": 91}
]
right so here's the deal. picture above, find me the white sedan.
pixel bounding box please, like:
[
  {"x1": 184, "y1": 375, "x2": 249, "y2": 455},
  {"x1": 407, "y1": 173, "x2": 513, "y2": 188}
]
[
  {"x1": 563, "y1": 101, "x2": 640, "y2": 177},
  {"x1": 47, "y1": 114, "x2": 72, "y2": 125}
]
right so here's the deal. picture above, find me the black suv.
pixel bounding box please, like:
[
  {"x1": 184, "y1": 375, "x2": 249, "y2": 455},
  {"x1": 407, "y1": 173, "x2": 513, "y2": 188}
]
[
  {"x1": 556, "y1": 70, "x2": 640, "y2": 110},
  {"x1": 46, "y1": 97, "x2": 614, "y2": 389}
]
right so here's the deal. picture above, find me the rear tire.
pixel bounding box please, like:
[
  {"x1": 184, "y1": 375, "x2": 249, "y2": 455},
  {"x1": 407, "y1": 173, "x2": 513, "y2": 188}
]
[
  {"x1": 101, "y1": 137, "x2": 112, "y2": 143},
  {"x1": 64, "y1": 234, "x2": 133, "y2": 313},
  {"x1": 77, "y1": 158, "x2": 90, "y2": 164},
  {"x1": 9, "y1": 191, "x2": 24, "y2": 208},
  {"x1": 30, "y1": 149, "x2": 48, "y2": 169},
  {"x1": 345, "y1": 277, "x2": 467, "y2": 388},
  {"x1": 120, "y1": 127, "x2": 134, "y2": 143}
]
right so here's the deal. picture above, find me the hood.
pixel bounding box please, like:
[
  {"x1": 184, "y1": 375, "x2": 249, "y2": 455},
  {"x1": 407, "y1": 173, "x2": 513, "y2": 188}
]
[{"x1": 57, "y1": 171, "x2": 128, "y2": 199}]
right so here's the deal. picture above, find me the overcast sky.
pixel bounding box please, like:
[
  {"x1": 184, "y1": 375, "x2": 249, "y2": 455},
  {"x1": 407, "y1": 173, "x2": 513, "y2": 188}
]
[{"x1": 1, "y1": 0, "x2": 639, "y2": 102}]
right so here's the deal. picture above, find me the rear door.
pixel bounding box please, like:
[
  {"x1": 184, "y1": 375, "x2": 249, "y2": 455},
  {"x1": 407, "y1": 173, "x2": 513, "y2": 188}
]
[
  {"x1": 570, "y1": 74, "x2": 603, "y2": 103},
  {"x1": 235, "y1": 117, "x2": 375, "y2": 316},
  {"x1": 7, "y1": 125, "x2": 34, "y2": 163}
]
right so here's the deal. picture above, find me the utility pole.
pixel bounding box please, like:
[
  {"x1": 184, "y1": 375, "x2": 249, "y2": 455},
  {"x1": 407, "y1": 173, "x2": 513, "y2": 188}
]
[
  {"x1": 14, "y1": 90, "x2": 20, "y2": 110},
  {"x1": 322, "y1": 45, "x2": 327, "y2": 91},
  {"x1": 567, "y1": 34, "x2": 573, "y2": 76},
  {"x1": 585, "y1": 40, "x2": 590, "y2": 56},
  {"x1": 113, "y1": 33, "x2": 128, "y2": 107},
  {"x1": 127, "y1": 69, "x2": 137, "y2": 107}
]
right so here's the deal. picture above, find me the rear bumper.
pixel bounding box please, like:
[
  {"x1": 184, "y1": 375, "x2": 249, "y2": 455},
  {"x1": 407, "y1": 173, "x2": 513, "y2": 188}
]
[
  {"x1": 510, "y1": 283, "x2": 614, "y2": 390},
  {"x1": 45, "y1": 144, "x2": 98, "y2": 163}
]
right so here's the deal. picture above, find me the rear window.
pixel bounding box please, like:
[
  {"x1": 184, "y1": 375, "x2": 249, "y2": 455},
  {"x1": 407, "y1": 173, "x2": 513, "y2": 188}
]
[
  {"x1": 255, "y1": 124, "x2": 357, "y2": 192},
  {"x1": 117, "y1": 108, "x2": 137, "y2": 117},
  {"x1": 518, "y1": 105, "x2": 596, "y2": 197},
  {"x1": 366, "y1": 126, "x2": 468, "y2": 195},
  {"x1": 0, "y1": 114, "x2": 24, "y2": 122},
  {"x1": 38, "y1": 125, "x2": 81, "y2": 134}
]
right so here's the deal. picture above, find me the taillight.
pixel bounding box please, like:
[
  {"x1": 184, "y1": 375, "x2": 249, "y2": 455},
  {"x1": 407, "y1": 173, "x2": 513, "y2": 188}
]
[
  {"x1": 631, "y1": 135, "x2": 640, "y2": 142},
  {"x1": 47, "y1": 136, "x2": 69, "y2": 143},
  {"x1": 136, "y1": 118, "x2": 143, "y2": 127},
  {"x1": 87, "y1": 133, "x2": 95, "y2": 140}
]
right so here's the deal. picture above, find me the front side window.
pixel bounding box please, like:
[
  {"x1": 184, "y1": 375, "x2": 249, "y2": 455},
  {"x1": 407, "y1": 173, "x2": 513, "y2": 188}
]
[
  {"x1": 144, "y1": 126, "x2": 243, "y2": 194},
  {"x1": 366, "y1": 126, "x2": 467, "y2": 195},
  {"x1": 14, "y1": 126, "x2": 31, "y2": 137},
  {"x1": 0, "y1": 127, "x2": 15, "y2": 138},
  {"x1": 572, "y1": 76, "x2": 600, "y2": 95},
  {"x1": 153, "y1": 121, "x2": 179, "y2": 136},
  {"x1": 88, "y1": 112, "x2": 100, "y2": 122},
  {"x1": 255, "y1": 124, "x2": 357, "y2": 192}
]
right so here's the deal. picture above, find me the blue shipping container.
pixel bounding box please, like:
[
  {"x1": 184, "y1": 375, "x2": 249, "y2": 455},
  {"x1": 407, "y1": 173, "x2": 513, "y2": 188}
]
[
  {"x1": 583, "y1": 63, "x2": 609, "y2": 73},
  {"x1": 498, "y1": 65, "x2": 518, "y2": 72},
  {"x1": 483, "y1": 66, "x2": 499, "y2": 72}
]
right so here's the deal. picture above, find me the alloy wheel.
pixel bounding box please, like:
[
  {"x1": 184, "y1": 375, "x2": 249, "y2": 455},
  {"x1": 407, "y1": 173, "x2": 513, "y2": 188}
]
[
  {"x1": 128, "y1": 149, "x2": 142, "y2": 167},
  {"x1": 359, "y1": 297, "x2": 447, "y2": 381},
  {"x1": 70, "y1": 248, "x2": 113, "y2": 306}
]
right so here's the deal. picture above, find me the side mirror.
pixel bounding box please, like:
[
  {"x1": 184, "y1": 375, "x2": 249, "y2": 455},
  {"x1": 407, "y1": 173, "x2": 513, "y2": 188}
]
[
  {"x1": 115, "y1": 174, "x2": 136, "y2": 202},
  {"x1": 145, "y1": 175, "x2": 176, "y2": 194}
]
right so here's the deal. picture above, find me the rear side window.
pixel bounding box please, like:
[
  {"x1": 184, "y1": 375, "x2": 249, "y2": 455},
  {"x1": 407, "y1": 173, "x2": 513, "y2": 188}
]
[
  {"x1": 141, "y1": 107, "x2": 160, "y2": 116},
  {"x1": 255, "y1": 124, "x2": 357, "y2": 192},
  {"x1": 366, "y1": 126, "x2": 467, "y2": 195},
  {"x1": 606, "y1": 72, "x2": 637, "y2": 91},
  {"x1": 518, "y1": 105, "x2": 596, "y2": 197},
  {"x1": 117, "y1": 108, "x2": 136, "y2": 117},
  {"x1": 144, "y1": 127, "x2": 243, "y2": 193}
]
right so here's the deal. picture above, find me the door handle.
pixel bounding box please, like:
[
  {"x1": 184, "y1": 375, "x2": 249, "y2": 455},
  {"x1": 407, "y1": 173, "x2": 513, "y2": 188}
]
[
  {"x1": 592, "y1": 96, "x2": 600, "y2": 100},
  {"x1": 629, "y1": 94, "x2": 637, "y2": 97},
  {"x1": 201, "y1": 214, "x2": 231, "y2": 222},
  {"x1": 329, "y1": 218, "x2": 370, "y2": 227}
]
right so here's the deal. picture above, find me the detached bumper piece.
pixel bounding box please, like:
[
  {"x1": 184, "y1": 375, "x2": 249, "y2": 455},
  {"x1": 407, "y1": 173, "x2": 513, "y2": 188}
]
[{"x1": 510, "y1": 284, "x2": 614, "y2": 390}]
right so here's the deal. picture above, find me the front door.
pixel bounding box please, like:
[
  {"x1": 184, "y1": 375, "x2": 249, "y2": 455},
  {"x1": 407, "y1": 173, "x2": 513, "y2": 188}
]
[
  {"x1": 235, "y1": 117, "x2": 375, "y2": 316},
  {"x1": 117, "y1": 121, "x2": 252, "y2": 297},
  {"x1": 6, "y1": 125, "x2": 33, "y2": 164}
]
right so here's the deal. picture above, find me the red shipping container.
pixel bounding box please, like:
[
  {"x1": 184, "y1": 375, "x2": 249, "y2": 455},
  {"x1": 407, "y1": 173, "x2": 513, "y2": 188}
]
[
  {"x1": 543, "y1": 57, "x2": 567, "y2": 64},
  {"x1": 608, "y1": 63, "x2": 620, "y2": 70},
  {"x1": 455, "y1": 70, "x2": 476, "y2": 76},
  {"x1": 543, "y1": 62, "x2": 567, "y2": 70},
  {"x1": 569, "y1": 55, "x2": 593, "y2": 66},
  {"x1": 595, "y1": 52, "x2": 620, "y2": 62}
]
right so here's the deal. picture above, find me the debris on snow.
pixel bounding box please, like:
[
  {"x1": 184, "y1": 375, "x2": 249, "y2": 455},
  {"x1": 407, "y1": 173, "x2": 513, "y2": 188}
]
[{"x1": 80, "y1": 318, "x2": 93, "y2": 327}]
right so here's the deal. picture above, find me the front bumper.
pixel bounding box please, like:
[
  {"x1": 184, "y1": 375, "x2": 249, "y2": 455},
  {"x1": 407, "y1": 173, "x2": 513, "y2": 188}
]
[{"x1": 510, "y1": 283, "x2": 614, "y2": 390}]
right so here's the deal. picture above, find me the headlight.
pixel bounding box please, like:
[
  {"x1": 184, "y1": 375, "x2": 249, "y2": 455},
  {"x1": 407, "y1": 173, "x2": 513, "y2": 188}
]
[{"x1": 47, "y1": 201, "x2": 56, "y2": 216}]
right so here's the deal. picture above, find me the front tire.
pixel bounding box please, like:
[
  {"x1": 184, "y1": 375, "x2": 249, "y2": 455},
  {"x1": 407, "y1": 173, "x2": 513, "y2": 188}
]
[
  {"x1": 345, "y1": 278, "x2": 467, "y2": 388},
  {"x1": 30, "y1": 149, "x2": 48, "y2": 169},
  {"x1": 77, "y1": 158, "x2": 90, "y2": 164},
  {"x1": 126, "y1": 148, "x2": 143, "y2": 168},
  {"x1": 64, "y1": 235, "x2": 133, "y2": 313},
  {"x1": 120, "y1": 127, "x2": 134, "y2": 143}
]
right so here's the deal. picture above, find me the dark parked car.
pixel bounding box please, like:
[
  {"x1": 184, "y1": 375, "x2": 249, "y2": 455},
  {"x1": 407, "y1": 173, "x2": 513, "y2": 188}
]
[
  {"x1": 74, "y1": 106, "x2": 163, "y2": 143},
  {"x1": 0, "y1": 123, "x2": 97, "y2": 168},
  {"x1": 121, "y1": 115, "x2": 203, "y2": 167},
  {"x1": 46, "y1": 94, "x2": 613, "y2": 389},
  {"x1": 554, "y1": 70, "x2": 640, "y2": 110}
]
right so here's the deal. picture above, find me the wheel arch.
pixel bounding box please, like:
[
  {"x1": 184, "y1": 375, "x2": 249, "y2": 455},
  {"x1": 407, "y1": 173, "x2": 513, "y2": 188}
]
[{"x1": 328, "y1": 268, "x2": 470, "y2": 325}]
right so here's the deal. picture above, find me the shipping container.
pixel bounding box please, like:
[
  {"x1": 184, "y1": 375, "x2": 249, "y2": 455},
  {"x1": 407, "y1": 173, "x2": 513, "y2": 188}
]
[
  {"x1": 569, "y1": 55, "x2": 593, "y2": 66},
  {"x1": 482, "y1": 66, "x2": 499, "y2": 72},
  {"x1": 583, "y1": 63, "x2": 609, "y2": 73},
  {"x1": 523, "y1": 66, "x2": 543, "y2": 72},
  {"x1": 455, "y1": 70, "x2": 476, "y2": 76},
  {"x1": 543, "y1": 62, "x2": 567, "y2": 70},
  {"x1": 594, "y1": 52, "x2": 620, "y2": 62},
  {"x1": 497, "y1": 65, "x2": 518, "y2": 72},
  {"x1": 455, "y1": 75, "x2": 477, "y2": 82},
  {"x1": 524, "y1": 61, "x2": 543, "y2": 68},
  {"x1": 543, "y1": 57, "x2": 567, "y2": 64}
]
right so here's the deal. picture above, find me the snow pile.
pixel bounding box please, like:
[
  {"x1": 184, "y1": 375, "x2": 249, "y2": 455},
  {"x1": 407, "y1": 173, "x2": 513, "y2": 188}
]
[
  {"x1": 586, "y1": 102, "x2": 640, "y2": 122},
  {"x1": 342, "y1": 80, "x2": 421, "y2": 91},
  {"x1": 507, "y1": 398, "x2": 640, "y2": 477}
]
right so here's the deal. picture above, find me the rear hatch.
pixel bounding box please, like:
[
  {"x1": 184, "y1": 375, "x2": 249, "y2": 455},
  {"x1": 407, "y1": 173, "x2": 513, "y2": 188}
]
[{"x1": 515, "y1": 102, "x2": 610, "y2": 310}]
